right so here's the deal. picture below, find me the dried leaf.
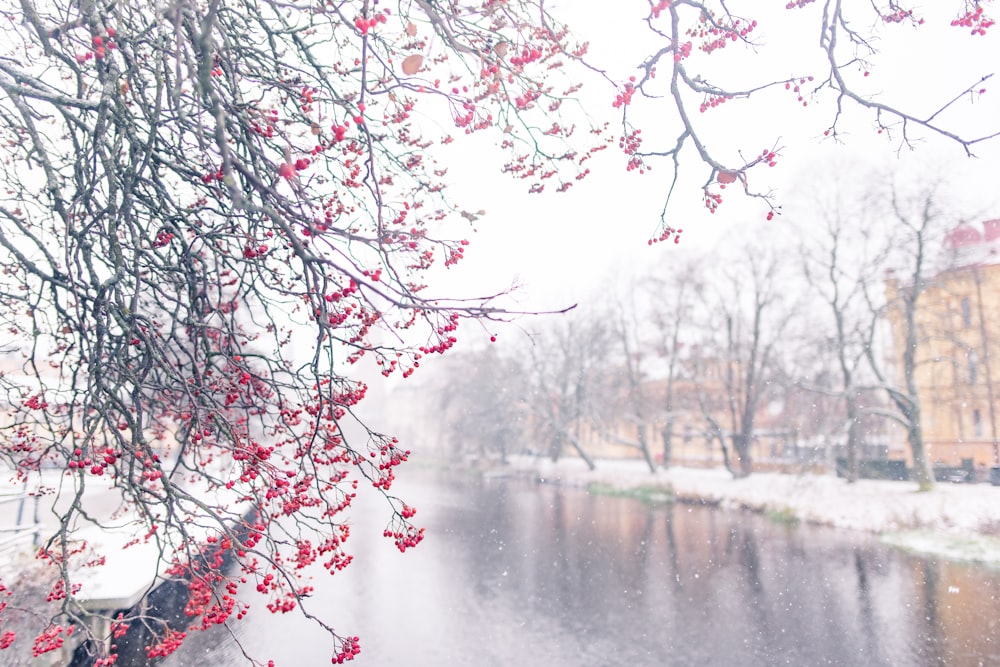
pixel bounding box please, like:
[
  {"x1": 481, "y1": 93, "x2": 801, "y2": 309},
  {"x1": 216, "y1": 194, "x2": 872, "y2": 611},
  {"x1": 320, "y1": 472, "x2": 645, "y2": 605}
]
[
  {"x1": 401, "y1": 54, "x2": 423, "y2": 75},
  {"x1": 406, "y1": 22, "x2": 417, "y2": 37},
  {"x1": 493, "y1": 42, "x2": 508, "y2": 58}
]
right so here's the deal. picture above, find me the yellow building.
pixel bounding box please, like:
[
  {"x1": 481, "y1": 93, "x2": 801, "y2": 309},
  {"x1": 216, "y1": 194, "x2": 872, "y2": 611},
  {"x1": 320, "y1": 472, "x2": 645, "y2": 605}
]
[{"x1": 886, "y1": 219, "x2": 1000, "y2": 469}]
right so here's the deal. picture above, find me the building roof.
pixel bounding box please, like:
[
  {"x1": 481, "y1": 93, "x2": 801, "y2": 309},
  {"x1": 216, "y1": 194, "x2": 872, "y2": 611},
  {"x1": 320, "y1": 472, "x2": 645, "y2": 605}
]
[{"x1": 944, "y1": 219, "x2": 1000, "y2": 269}]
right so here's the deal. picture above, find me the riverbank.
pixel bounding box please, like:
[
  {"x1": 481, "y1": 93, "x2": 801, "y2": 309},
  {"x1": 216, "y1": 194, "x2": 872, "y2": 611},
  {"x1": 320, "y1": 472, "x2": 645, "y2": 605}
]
[{"x1": 494, "y1": 455, "x2": 1000, "y2": 567}]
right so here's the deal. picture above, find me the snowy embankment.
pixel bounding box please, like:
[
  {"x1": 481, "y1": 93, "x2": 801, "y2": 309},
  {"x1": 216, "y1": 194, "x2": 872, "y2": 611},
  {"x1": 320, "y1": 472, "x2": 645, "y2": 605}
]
[{"x1": 500, "y1": 455, "x2": 1000, "y2": 567}]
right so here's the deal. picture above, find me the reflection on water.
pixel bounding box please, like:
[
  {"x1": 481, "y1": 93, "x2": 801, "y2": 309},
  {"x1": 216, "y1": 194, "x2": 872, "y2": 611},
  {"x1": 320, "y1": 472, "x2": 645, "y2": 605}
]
[{"x1": 164, "y1": 471, "x2": 1000, "y2": 666}]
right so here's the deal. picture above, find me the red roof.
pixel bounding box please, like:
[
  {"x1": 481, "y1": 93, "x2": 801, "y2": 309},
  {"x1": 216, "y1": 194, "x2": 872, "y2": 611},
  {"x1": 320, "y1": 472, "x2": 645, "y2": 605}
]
[
  {"x1": 945, "y1": 225, "x2": 982, "y2": 249},
  {"x1": 984, "y1": 219, "x2": 1000, "y2": 242}
]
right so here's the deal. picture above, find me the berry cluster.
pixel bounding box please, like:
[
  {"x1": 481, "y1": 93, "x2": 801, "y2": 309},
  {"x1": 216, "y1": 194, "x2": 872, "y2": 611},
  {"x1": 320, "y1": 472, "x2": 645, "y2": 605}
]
[
  {"x1": 699, "y1": 94, "x2": 730, "y2": 113},
  {"x1": 332, "y1": 635, "x2": 361, "y2": 663},
  {"x1": 75, "y1": 28, "x2": 116, "y2": 63},
  {"x1": 648, "y1": 226, "x2": 683, "y2": 246},
  {"x1": 784, "y1": 76, "x2": 815, "y2": 107},
  {"x1": 612, "y1": 78, "x2": 637, "y2": 108},
  {"x1": 881, "y1": 8, "x2": 923, "y2": 24},
  {"x1": 354, "y1": 11, "x2": 388, "y2": 35},
  {"x1": 686, "y1": 13, "x2": 756, "y2": 56},
  {"x1": 952, "y1": 5, "x2": 994, "y2": 35},
  {"x1": 384, "y1": 525, "x2": 425, "y2": 553},
  {"x1": 674, "y1": 41, "x2": 692, "y2": 62},
  {"x1": 32, "y1": 625, "x2": 71, "y2": 657},
  {"x1": 153, "y1": 229, "x2": 174, "y2": 248},
  {"x1": 145, "y1": 627, "x2": 187, "y2": 659},
  {"x1": 651, "y1": 0, "x2": 671, "y2": 19},
  {"x1": 24, "y1": 394, "x2": 47, "y2": 410},
  {"x1": 704, "y1": 190, "x2": 723, "y2": 213}
]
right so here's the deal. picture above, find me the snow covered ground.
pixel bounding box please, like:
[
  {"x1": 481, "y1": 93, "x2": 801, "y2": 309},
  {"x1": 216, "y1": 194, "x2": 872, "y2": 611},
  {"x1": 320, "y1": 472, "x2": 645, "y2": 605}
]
[
  {"x1": 0, "y1": 463, "x2": 252, "y2": 609},
  {"x1": 500, "y1": 455, "x2": 1000, "y2": 567}
]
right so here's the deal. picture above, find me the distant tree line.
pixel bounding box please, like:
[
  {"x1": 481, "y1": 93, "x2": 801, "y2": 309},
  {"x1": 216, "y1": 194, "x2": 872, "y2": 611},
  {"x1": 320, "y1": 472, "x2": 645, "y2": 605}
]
[{"x1": 431, "y1": 177, "x2": 979, "y2": 491}]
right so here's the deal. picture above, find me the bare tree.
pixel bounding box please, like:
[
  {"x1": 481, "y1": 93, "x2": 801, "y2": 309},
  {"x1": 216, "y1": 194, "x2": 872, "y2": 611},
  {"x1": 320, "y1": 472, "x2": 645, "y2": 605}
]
[
  {"x1": 524, "y1": 312, "x2": 608, "y2": 471},
  {"x1": 687, "y1": 342, "x2": 736, "y2": 474},
  {"x1": 587, "y1": 1, "x2": 1000, "y2": 228},
  {"x1": 798, "y1": 179, "x2": 890, "y2": 481},
  {"x1": 706, "y1": 246, "x2": 795, "y2": 478},
  {"x1": 647, "y1": 259, "x2": 699, "y2": 469},
  {"x1": 0, "y1": 0, "x2": 594, "y2": 662},
  {"x1": 867, "y1": 184, "x2": 949, "y2": 491},
  {"x1": 437, "y1": 347, "x2": 529, "y2": 465},
  {"x1": 603, "y1": 282, "x2": 658, "y2": 473}
]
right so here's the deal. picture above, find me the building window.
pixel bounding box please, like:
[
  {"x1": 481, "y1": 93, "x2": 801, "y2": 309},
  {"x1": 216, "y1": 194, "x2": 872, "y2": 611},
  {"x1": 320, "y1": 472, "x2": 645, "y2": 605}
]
[
  {"x1": 968, "y1": 350, "x2": 979, "y2": 384},
  {"x1": 961, "y1": 297, "x2": 972, "y2": 328},
  {"x1": 974, "y1": 409, "x2": 983, "y2": 438}
]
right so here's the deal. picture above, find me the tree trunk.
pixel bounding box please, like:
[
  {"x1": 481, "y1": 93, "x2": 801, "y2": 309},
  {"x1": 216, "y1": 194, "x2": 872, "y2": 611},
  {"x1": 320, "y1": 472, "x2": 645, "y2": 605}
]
[
  {"x1": 845, "y1": 393, "x2": 860, "y2": 484},
  {"x1": 718, "y1": 431, "x2": 733, "y2": 477},
  {"x1": 567, "y1": 433, "x2": 597, "y2": 471},
  {"x1": 731, "y1": 432, "x2": 753, "y2": 478},
  {"x1": 660, "y1": 418, "x2": 674, "y2": 470},
  {"x1": 497, "y1": 429, "x2": 509, "y2": 466},
  {"x1": 705, "y1": 416, "x2": 733, "y2": 476},
  {"x1": 908, "y1": 415, "x2": 934, "y2": 492},
  {"x1": 638, "y1": 424, "x2": 656, "y2": 473},
  {"x1": 549, "y1": 432, "x2": 563, "y2": 463}
]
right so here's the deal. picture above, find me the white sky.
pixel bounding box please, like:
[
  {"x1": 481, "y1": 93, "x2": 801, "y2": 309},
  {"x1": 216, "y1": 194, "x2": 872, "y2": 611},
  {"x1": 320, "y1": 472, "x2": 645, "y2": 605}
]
[{"x1": 424, "y1": 1, "x2": 1000, "y2": 320}]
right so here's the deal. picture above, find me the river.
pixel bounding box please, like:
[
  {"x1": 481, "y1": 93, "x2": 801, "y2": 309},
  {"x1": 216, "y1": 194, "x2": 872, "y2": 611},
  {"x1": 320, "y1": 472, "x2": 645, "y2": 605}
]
[{"x1": 163, "y1": 469, "x2": 1000, "y2": 666}]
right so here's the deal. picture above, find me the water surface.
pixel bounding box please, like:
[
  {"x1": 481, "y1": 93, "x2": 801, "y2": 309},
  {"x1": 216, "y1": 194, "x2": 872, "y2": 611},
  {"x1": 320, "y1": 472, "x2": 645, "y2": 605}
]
[{"x1": 164, "y1": 470, "x2": 1000, "y2": 666}]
